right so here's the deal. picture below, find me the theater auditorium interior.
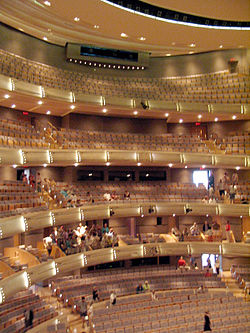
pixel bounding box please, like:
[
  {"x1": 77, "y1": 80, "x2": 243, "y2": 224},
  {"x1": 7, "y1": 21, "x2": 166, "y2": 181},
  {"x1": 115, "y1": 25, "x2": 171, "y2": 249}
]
[{"x1": 0, "y1": 0, "x2": 249, "y2": 332}]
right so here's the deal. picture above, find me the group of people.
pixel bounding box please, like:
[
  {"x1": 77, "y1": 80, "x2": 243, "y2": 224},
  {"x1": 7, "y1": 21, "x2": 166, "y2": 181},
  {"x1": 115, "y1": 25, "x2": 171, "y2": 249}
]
[{"x1": 44, "y1": 222, "x2": 119, "y2": 255}]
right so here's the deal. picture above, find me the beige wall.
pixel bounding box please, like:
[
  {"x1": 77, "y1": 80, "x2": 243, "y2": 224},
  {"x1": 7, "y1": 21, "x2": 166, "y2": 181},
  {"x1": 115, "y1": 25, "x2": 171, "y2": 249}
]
[{"x1": 0, "y1": 167, "x2": 16, "y2": 181}]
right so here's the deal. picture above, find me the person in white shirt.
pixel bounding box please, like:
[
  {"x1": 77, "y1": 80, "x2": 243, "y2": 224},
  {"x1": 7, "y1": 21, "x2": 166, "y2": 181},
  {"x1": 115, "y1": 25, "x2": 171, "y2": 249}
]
[{"x1": 110, "y1": 291, "x2": 116, "y2": 305}]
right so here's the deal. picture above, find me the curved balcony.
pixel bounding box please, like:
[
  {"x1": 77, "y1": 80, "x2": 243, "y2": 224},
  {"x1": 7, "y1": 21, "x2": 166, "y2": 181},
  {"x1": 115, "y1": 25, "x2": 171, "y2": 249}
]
[{"x1": 0, "y1": 241, "x2": 249, "y2": 304}]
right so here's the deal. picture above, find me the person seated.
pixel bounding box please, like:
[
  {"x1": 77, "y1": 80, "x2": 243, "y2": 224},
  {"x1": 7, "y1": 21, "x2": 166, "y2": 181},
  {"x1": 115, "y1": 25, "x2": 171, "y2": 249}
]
[
  {"x1": 111, "y1": 191, "x2": 118, "y2": 200},
  {"x1": 203, "y1": 221, "x2": 211, "y2": 233},
  {"x1": 124, "y1": 190, "x2": 130, "y2": 200},
  {"x1": 143, "y1": 280, "x2": 150, "y2": 292},
  {"x1": 212, "y1": 220, "x2": 220, "y2": 230},
  {"x1": 202, "y1": 196, "x2": 209, "y2": 204},
  {"x1": 102, "y1": 223, "x2": 109, "y2": 234},
  {"x1": 190, "y1": 222, "x2": 200, "y2": 236},
  {"x1": 136, "y1": 283, "x2": 144, "y2": 294},
  {"x1": 103, "y1": 192, "x2": 111, "y2": 201},
  {"x1": 205, "y1": 269, "x2": 212, "y2": 277},
  {"x1": 178, "y1": 256, "x2": 186, "y2": 269},
  {"x1": 171, "y1": 227, "x2": 181, "y2": 239},
  {"x1": 197, "y1": 284, "x2": 205, "y2": 293}
]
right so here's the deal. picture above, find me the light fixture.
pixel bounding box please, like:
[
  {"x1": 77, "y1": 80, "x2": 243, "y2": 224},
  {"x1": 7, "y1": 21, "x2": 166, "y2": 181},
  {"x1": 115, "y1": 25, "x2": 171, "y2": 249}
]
[
  {"x1": 43, "y1": 37, "x2": 48, "y2": 41},
  {"x1": 236, "y1": 166, "x2": 240, "y2": 171},
  {"x1": 88, "y1": 173, "x2": 93, "y2": 177},
  {"x1": 11, "y1": 104, "x2": 16, "y2": 108},
  {"x1": 214, "y1": 117, "x2": 218, "y2": 122},
  {"x1": 165, "y1": 113, "x2": 169, "y2": 117},
  {"x1": 189, "y1": 43, "x2": 196, "y2": 47},
  {"x1": 232, "y1": 115, "x2": 237, "y2": 120},
  {"x1": 137, "y1": 162, "x2": 142, "y2": 166},
  {"x1": 106, "y1": 162, "x2": 110, "y2": 166},
  {"x1": 141, "y1": 214, "x2": 144, "y2": 218},
  {"x1": 133, "y1": 111, "x2": 138, "y2": 115},
  {"x1": 74, "y1": 163, "x2": 78, "y2": 167},
  {"x1": 179, "y1": 119, "x2": 183, "y2": 123},
  {"x1": 146, "y1": 173, "x2": 149, "y2": 177},
  {"x1": 4, "y1": 94, "x2": 10, "y2": 99},
  {"x1": 74, "y1": 17, "x2": 80, "y2": 22},
  {"x1": 12, "y1": 164, "x2": 17, "y2": 168},
  {"x1": 219, "y1": 45, "x2": 223, "y2": 48},
  {"x1": 126, "y1": 174, "x2": 131, "y2": 178},
  {"x1": 185, "y1": 166, "x2": 187, "y2": 169},
  {"x1": 102, "y1": 108, "x2": 107, "y2": 113},
  {"x1": 44, "y1": 1, "x2": 51, "y2": 6},
  {"x1": 166, "y1": 53, "x2": 171, "y2": 56},
  {"x1": 120, "y1": 33, "x2": 128, "y2": 37},
  {"x1": 202, "y1": 165, "x2": 206, "y2": 169},
  {"x1": 189, "y1": 51, "x2": 194, "y2": 54},
  {"x1": 46, "y1": 110, "x2": 51, "y2": 115},
  {"x1": 94, "y1": 25, "x2": 100, "y2": 29},
  {"x1": 206, "y1": 214, "x2": 209, "y2": 217},
  {"x1": 38, "y1": 101, "x2": 43, "y2": 105},
  {"x1": 172, "y1": 213, "x2": 176, "y2": 217},
  {"x1": 198, "y1": 114, "x2": 202, "y2": 119},
  {"x1": 43, "y1": 164, "x2": 47, "y2": 168},
  {"x1": 240, "y1": 215, "x2": 242, "y2": 219},
  {"x1": 70, "y1": 105, "x2": 75, "y2": 110},
  {"x1": 139, "y1": 37, "x2": 146, "y2": 41},
  {"x1": 168, "y1": 163, "x2": 173, "y2": 168}
]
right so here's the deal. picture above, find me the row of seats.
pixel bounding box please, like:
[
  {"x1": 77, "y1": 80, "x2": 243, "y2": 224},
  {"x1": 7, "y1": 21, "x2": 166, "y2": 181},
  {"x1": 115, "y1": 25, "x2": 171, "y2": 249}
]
[
  {"x1": 92, "y1": 290, "x2": 250, "y2": 333},
  {"x1": 0, "y1": 49, "x2": 249, "y2": 104},
  {"x1": 0, "y1": 290, "x2": 57, "y2": 333}
]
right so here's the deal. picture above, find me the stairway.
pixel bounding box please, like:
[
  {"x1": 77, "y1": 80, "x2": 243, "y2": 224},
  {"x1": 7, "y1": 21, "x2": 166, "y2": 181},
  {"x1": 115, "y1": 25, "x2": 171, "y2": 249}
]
[{"x1": 221, "y1": 271, "x2": 245, "y2": 298}]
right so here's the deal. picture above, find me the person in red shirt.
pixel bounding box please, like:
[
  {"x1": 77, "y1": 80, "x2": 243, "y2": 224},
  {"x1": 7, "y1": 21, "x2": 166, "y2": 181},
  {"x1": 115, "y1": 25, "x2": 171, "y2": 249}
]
[
  {"x1": 178, "y1": 256, "x2": 186, "y2": 270},
  {"x1": 225, "y1": 221, "x2": 231, "y2": 242}
]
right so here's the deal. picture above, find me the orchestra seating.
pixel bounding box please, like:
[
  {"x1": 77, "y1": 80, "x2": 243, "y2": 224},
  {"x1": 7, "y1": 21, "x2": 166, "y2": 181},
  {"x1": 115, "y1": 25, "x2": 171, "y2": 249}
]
[
  {"x1": 51, "y1": 266, "x2": 225, "y2": 308},
  {"x1": 0, "y1": 290, "x2": 57, "y2": 333},
  {"x1": 92, "y1": 290, "x2": 250, "y2": 333},
  {"x1": 0, "y1": 180, "x2": 47, "y2": 218},
  {"x1": 0, "y1": 49, "x2": 249, "y2": 104},
  {"x1": 231, "y1": 264, "x2": 250, "y2": 290}
]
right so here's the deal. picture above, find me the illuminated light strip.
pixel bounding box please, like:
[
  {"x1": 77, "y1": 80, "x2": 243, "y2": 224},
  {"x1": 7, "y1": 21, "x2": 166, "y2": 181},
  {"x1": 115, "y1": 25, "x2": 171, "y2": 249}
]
[
  {"x1": 10, "y1": 78, "x2": 15, "y2": 91},
  {"x1": 112, "y1": 249, "x2": 117, "y2": 260},
  {"x1": 50, "y1": 212, "x2": 56, "y2": 226},
  {"x1": 76, "y1": 151, "x2": 81, "y2": 163},
  {"x1": 80, "y1": 209, "x2": 84, "y2": 221},
  {"x1": 82, "y1": 254, "x2": 88, "y2": 267},
  {"x1": 22, "y1": 216, "x2": 29, "y2": 231},
  {"x1": 71, "y1": 92, "x2": 75, "y2": 103},
  {"x1": 19, "y1": 150, "x2": 26, "y2": 164},
  {"x1": 0, "y1": 288, "x2": 5, "y2": 304},
  {"x1": 0, "y1": 227, "x2": 3, "y2": 239},
  {"x1": 101, "y1": 0, "x2": 250, "y2": 30},
  {"x1": 49, "y1": 151, "x2": 53, "y2": 163}
]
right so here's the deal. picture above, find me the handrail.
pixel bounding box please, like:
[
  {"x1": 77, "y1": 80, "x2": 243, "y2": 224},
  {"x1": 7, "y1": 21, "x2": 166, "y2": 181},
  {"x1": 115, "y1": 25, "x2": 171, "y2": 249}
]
[
  {"x1": 0, "y1": 242, "x2": 249, "y2": 304},
  {"x1": 0, "y1": 202, "x2": 249, "y2": 241}
]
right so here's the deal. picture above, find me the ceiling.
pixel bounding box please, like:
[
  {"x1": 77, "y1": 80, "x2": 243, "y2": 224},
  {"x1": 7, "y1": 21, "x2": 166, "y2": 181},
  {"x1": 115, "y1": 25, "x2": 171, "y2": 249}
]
[{"x1": 0, "y1": 0, "x2": 249, "y2": 57}]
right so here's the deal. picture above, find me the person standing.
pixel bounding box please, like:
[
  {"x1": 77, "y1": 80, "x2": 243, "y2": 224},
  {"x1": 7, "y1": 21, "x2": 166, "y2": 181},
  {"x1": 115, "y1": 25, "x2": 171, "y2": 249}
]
[
  {"x1": 225, "y1": 221, "x2": 231, "y2": 242},
  {"x1": 92, "y1": 287, "x2": 100, "y2": 302},
  {"x1": 110, "y1": 291, "x2": 116, "y2": 305},
  {"x1": 79, "y1": 296, "x2": 88, "y2": 328},
  {"x1": 204, "y1": 311, "x2": 212, "y2": 331}
]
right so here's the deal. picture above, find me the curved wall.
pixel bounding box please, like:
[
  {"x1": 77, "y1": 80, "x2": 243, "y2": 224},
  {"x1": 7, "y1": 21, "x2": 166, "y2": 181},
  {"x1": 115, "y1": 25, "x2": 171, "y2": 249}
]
[{"x1": 0, "y1": 23, "x2": 248, "y2": 78}]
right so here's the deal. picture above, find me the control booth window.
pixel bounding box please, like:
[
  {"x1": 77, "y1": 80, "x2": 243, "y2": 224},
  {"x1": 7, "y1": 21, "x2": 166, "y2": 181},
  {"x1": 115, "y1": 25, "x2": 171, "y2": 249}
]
[
  {"x1": 77, "y1": 170, "x2": 104, "y2": 181},
  {"x1": 139, "y1": 170, "x2": 166, "y2": 181},
  {"x1": 108, "y1": 171, "x2": 135, "y2": 181}
]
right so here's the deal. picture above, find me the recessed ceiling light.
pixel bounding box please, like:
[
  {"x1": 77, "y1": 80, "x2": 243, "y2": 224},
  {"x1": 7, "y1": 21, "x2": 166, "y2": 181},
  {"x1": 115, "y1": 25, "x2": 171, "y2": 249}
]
[
  {"x1": 232, "y1": 115, "x2": 237, "y2": 120},
  {"x1": 168, "y1": 163, "x2": 173, "y2": 167},
  {"x1": 94, "y1": 25, "x2": 100, "y2": 29},
  {"x1": 146, "y1": 173, "x2": 149, "y2": 177},
  {"x1": 102, "y1": 108, "x2": 107, "y2": 113},
  {"x1": 4, "y1": 94, "x2": 10, "y2": 99},
  {"x1": 165, "y1": 113, "x2": 169, "y2": 117},
  {"x1": 70, "y1": 105, "x2": 75, "y2": 110},
  {"x1": 44, "y1": 1, "x2": 51, "y2": 6},
  {"x1": 74, "y1": 17, "x2": 80, "y2": 22},
  {"x1": 106, "y1": 162, "x2": 110, "y2": 166},
  {"x1": 127, "y1": 174, "x2": 131, "y2": 178},
  {"x1": 189, "y1": 43, "x2": 196, "y2": 47},
  {"x1": 120, "y1": 33, "x2": 128, "y2": 38},
  {"x1": 12, "y1": 164, "x2": 17, "y2": 168},
  {"x1": 74, "y1": 163, "x2": 78, "y2": 167},
  {"x1": 137, "y1": 162, "x2": 142, "y2": 166},
  {"x1": 189, "y1": 51, "x2": 194, "y2": 54},
  {"x1": 172, "y1": 213, "x2": 176, "y2": 217},
  {"x1": 133, "y1": 111, "x2": 138, "y2": 115},
  {"x1": 198, "y1": 114, "x2": 202, "y2": 119},
  {"x1": 219, "y1": 45, "x2": 223, "y2": 48},
  {"x1": 179, "y1": 119, "x2": 183, "y2": 123},
  {"x1": 43, "y1": 164, "x2": 47, "y2": 168},
  {"x1": 202, "y1": 165, "x2": 206, "y2": 169},
  {"x1": 11, "y1": 104, "x2": 16, "y2": 108},
  {"x1": 139, "y1": 37, "x2": 146, "y2": 41},
  {"x1": 214, "y1": 117, "x2": 218, "y2": 122},
  {"x1": 236, "y1": 166, "x2": 240, "y2": 171},
  {"x1": 88, "y1": 173, "x2": 93, "y2": 177},
  {"x1": 38, "y1": 100, "x2": 43, "y2": 105},
  {"x1": 166, "y1": 53, "x2": 171, "y2": 56},
  {"x1": 46, "y1": 110, "x2": 51, "y2": 115},
  {"x1": 43, "y1": 37, "x2": 48, "y2": 41},
  {"x1": 185, "y1": 166, "x2": 188, "y2": 169}
]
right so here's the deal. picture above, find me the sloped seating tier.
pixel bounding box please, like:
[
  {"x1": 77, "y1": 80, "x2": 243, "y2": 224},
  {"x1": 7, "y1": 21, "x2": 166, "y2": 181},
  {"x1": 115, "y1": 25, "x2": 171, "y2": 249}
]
[
  {"x1": 92, "y1": 290, "x2": 250, "y2": 333},
  {"x1": 52, "y1": 181, "x2": 250, "y2": 206},
  {"x1": 216, "y1": 131, "x2": 250, "y2": 155},
  {"x1": 0, "y1": 49, "x2": 249, "y2": 104},
  {"x1": 0, "y1": 181, "x2": 47, "y2": 218},
  {"x1": 231, "y1": 264, "x2": 250, "y2": 289},
  {"x1": 0, "y1": 289, "x2": 57, "y2": 333},
  {"x1": 52, "y1": 267, "x2": 224, "y2": 307}
]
